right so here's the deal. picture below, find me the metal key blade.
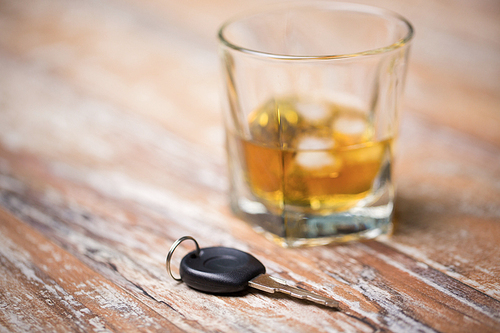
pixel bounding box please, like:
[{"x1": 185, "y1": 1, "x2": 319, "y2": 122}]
[{"x1": 248, "y1": 274, "x2": 340, "y2": 309}]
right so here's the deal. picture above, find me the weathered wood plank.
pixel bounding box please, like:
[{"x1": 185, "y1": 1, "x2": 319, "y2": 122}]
[
  {"x1": 0, "y1": 0, "x2": 499, "y2": 296},
  {"x1": 391, "y1": 114, "x2": 500, "y2": 299},
  {"x1": 0, "y1": 208, "x2": 184, "y2": 333},
  {"x1": 0, "y1": 183, "x2": 364, "y2": 332},
  {"x1": 0, "y1": 0, "x2": 499, "y2": 331},
  {"x1": 0, "y1": 30, "x2": 499, "y2": 330},
  {"x1": 1, "y1": 142, "x2": 499, "y2": 332},
  {"x1": 1, "y1": 47, "x2": 498, "y2": 301}
]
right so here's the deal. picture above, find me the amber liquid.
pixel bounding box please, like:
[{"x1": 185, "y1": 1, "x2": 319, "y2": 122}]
[{"x1": 235, "y1": 97, "x2": 390, "y2": 214}]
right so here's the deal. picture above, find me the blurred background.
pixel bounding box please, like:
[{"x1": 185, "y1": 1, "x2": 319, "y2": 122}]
[{"x1": 1, "y1": 0, "x2": 498, "y2": 153}]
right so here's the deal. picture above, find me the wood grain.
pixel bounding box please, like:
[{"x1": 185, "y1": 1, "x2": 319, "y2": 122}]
[
  {"x1": 0, "y1": 0, "x2": 499, "y2": 332},
  {"x1": 0, "y1": 208, "x2": 184, "y2": 332}
]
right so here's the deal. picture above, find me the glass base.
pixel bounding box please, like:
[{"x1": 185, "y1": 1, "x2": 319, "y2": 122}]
[{"x1": 230, "y1": 190, "x2": 394, "y2": 247}]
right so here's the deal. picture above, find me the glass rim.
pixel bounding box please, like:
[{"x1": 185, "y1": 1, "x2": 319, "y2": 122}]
[{"x1": 218, "y1": 1, "x2": 414, "y2": 60}]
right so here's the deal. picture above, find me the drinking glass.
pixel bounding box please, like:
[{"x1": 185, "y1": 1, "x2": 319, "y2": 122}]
[{"x1": 218, "y1": 1, "x2": 414, "y2": 247}]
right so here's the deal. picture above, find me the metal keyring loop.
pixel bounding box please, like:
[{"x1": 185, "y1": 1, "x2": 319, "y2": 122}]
[{"x1": 166, "y1": 236, "x2": 201, "y2": 281}]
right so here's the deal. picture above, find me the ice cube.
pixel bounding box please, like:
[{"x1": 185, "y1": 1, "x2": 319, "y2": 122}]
[
  {"x1": 296, "y1": 136, "x2": 335, "y2": 150},
  {"x1": 294, "y1": 101, "x2": 331, "y2": 123},
  {"x1": 334, "y1": 116, "x2": 367, "y2": 136},
  {"x1": 295, "y1": 136, "x2": 340, "y2": 171},
  {"x1": 295, "y1": 151, "x2": 337, "y2": 170}
]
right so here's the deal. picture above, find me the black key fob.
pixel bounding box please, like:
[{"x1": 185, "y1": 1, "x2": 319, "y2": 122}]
[{"x1": 180, "y1": 247, "x2": 266, "y2": 293}]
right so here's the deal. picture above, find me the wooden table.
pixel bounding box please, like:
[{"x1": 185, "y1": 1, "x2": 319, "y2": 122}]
[{"x1": 1, "y1": 0, "x2": 499, "y2": 332}]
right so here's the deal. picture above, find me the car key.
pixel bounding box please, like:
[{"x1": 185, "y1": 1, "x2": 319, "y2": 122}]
[{"x1": 166, "y1": 236, "x2": 340, "y2": 309}]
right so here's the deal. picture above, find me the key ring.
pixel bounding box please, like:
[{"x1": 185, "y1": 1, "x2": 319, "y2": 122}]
[{"x1": 166, "y1": 236, "x2": 201, "y2": 281}]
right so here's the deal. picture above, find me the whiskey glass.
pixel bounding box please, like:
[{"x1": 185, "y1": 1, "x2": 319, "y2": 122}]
[{"x1": 218, "y1": 1, "x2": 413, "y2": 247}]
